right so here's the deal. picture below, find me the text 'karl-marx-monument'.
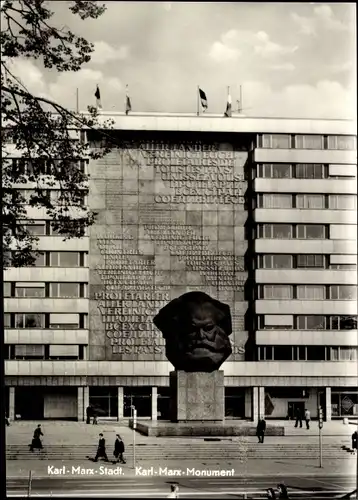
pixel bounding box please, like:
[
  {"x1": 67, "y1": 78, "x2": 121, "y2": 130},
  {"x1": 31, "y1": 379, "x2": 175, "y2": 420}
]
[{"x1": 153, "y1": 291, "x2": 232, "y2": 424}]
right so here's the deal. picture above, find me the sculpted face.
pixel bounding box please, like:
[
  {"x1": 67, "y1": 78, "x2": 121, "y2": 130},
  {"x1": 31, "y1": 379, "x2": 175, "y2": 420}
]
[{"x1": 153, "y1": 292, "x2": 232, "y2": 372}]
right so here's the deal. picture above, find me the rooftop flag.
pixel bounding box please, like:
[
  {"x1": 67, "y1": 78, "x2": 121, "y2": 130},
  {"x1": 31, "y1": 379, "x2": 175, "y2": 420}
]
[
  {"x1": 224, "y1": 88, "x2": 232, "y2": 117},
  {"x1": 94, "y1": 85, "x2": 102, "y2": 109},
  {"x1": 125, "y1": 85, "x2": 131, "y2": 115},
  {"x1": 199, "y1": 88, "x2": 208, "y2": 111}
]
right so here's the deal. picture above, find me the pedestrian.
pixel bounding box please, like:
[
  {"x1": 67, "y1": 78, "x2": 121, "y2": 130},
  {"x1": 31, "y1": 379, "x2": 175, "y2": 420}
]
[
  {"x1": 304, "y1": 409, "x2": 311, "y2": 430},
  {"x1": 92, "y1": 410, "x2": 98, "y2": 425},
  {"x1": 266, "y1": 488, "x2": 277, "y2": 499},
  {"x1": 277, "y1": 483, "x2": 289, "y2": 499},
  {"x1": 351, "y1": 431, "x2": 357, "y2": 454},
  {"x1": 294, "y1": 408, "x2": 302, "y2": 428},
  {"x1": 29, "y1": 424, "x2": 43, "y2": 452},
  {"x1": 5, "y1": 413, "x2": 10, "y2": 426},
  {"x1": 167, "y1": 484, "x2": 179, "y2": 498},
  {"x1": 94, "y1": 433, "x2": 109, "y2": 462},
  {"x1": 113, "y1": 434, "x2": 126, "y2": 464},
  {"x1": 256, "y1": 418, "x2": 266, "y2": 443},
  {"x1": 86, "y1": 405, "x2": 92, "y2": 425}
]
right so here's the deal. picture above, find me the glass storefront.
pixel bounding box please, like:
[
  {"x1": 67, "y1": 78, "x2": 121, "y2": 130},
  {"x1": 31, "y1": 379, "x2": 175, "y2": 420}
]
[
  {"x1": 331, "y1": 391, "x2": 358, "y2": 417},
  {"x1": 89, "y1": 387, "x2": 118, "y2": 418},
  {"x1": 123, "y1": 387, "x2": 151, "y2": 417}
]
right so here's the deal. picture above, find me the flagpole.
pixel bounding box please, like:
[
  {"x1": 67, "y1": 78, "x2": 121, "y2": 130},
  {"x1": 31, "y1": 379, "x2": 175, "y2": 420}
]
[
  {"x1": 197, "y1": 85, "x2": 199, "y2": 116},
  {"x1": 76, "y1": 88, "x2": 79, "y2": 113}
]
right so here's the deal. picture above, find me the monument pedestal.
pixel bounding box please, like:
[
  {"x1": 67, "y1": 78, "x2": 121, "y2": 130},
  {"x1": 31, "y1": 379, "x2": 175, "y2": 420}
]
[{"x1": 170, "y1": 370, "x2": 224, "y2": 423}]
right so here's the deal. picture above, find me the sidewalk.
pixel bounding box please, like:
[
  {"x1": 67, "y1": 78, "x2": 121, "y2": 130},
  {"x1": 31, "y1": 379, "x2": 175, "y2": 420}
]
[
  {"x1": 6, "y1": 457, "x2": 356, "y2": 479},
  {"x1": 5, "y1": 420, "x2": 355, "y2": 445}
]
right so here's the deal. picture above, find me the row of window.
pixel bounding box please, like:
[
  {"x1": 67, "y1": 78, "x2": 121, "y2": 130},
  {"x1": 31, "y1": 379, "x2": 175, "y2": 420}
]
[
  {"x1": 4, "y1": 344, "x2": 85, "y2": 360},
  {"x1": 257, "y1": 134, "x2": 357, "y2": 150},
  {"x1": 257, "y1": 254, "x2": 356, "y2": 270},
  {"x1": 13, "y1": 221, "x2": 87, "y2": 237},
  {"x1": 15, "y1": 189, "x2": 87, "y2": 206},
  {"x1": 4, "y1": 313, "x2": 88, "y2": 329},
  {"x1": 4, "y1": 282, "x2": 88, "y2": 298},
  {"x1": 258, "y1": 224, "x2": 330, "y2": 239},
  {"x1": 256, "y1": 163, "x2": 356, "y2": 179},
  {"x1": 10, "y1": 158, "x2": 87, "y2": 176},
  {"x1": 258, "y1": 285, "x2": 357, "y2": 300},
  {"x1": 256, "y1": 194, "x2": 357, "y2": 210},
  {"x1": 257, "y1": 346, "x2": 358, "y2": 361},
  {"x1": 7, "y1": 251, "x2": 88, "y2": 267},
  {"x1": 258, "y1": 315, "x2": 357, "y2": 330}
]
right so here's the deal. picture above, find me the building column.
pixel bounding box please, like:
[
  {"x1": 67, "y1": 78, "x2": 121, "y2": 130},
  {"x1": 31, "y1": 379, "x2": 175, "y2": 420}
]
[
  {"x1": 83, "y1": 386, "x2": 89, "y2": 421},
  {"x1": 325, "y1": 387, "x2": 332, "y2": 421},
  {"x1": 151, "y1": 387, "x2": 158, "y2": 421},
  {"x1": 77, "y1": 387, "x2": 84, "y2": 422},
  {"x1": 259, "y1": 387, "x2": 265, "y2": 419},
  {"x1": 9, "y1": 387, "x2": 15, "y2": 421},
  {"x1": 252, "y1": 387, "x2": 259, "y2": 423},
  {"x1": 117, "y1": 387, "x2": 124, "y2": 421}
]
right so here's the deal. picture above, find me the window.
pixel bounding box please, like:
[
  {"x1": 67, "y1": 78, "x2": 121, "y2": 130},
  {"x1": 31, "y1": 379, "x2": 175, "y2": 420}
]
[
  {"x1": 262, "y1": 285, "x2": 293, "y2": 299},
  {"x1": 258, "y1": 224, "x2": 293, "y2": 239},
  {"x1": 50, "y1": 252, "x2": 80, "y2": 267},
  {"x1": 4, "y1": 313, "x2": 11, "y2": 328},
  {"x1": 297, "y1": 285, "x2": 325, "y2": 300},
  {"x1": 339, "y1": 348, "x2": 358, "y2": 361},
  {"x1": 329, "y1": 316, "x2": 357, "y2": 330},
  {"x1": 262, "y1": 254, "x2": 293, "y2": 269},
  {"x1": 330, "y1": 263, "x2": 357, "y2": 270},
  {"x1": 15, "y1": 313, "x2": 44, "y2": 328},
  {"x1": 262, "y1": 134, "x2": 291, "y2": 149},
  {"x1": 21, "y1": 223, "x2": 46, "y2": 235},
  {"x1": 273, "y1": 346, "x2": 293, "y2": 361},
  {"x1": 330, "y1": 286, "x2": 357, "y2": 300},
  {"x1": 297, "y1": 254, "x2": 325, "y2": 268},
  {"x1": 4, "y1": 282, "x2": 11, "y2": 297},
  {"x1": 49, "y1": 345, "x2": 79, "y2": 360},
  {"x1": 329, "y1": 195, "x2": 356, "y2": 210},
  {"x1": 296, "y1": 194, "x2": 325, "y2": 209},
  {"x1": 295, "y1": 135, "x2": 323, "y2": 150},
  {"x1": 14, "y1": 344, "x2": 45, "y2": 360},
  {"x1": 257, "y1": 164, "x2": 292, "y2": 178},
  {"x1": 328, "y1": 135, "x2": 357, "y2": 150},
  {"x1": 306, "y1": 346, "x2": 326, "y2": 360},
  {"x1": 50, "y1": 283, "x2": 81, "y2": 298},
  {"x1": 49, "y1": 313, "x2": 80, "y2": 329},
  {"x1": 15, "y1": 284, "x2": 45, "y2": 297},
  {"x1": 257, "y1": 194, "x2": 292, "y2": 209},
  {"x1": 298, "y1": 315, "x2": 326, "y2": 329},
  {"x1": 297, "y1": 224, "x2": 326, "y2": 239},
  {"x1": 296, "y1": 164, "x2": 325, "y2": 179}
]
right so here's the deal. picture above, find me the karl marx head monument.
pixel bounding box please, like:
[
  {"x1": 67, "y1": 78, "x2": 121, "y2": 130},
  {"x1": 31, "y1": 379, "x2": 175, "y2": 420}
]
[{"x1": 153, "y1": 291, "x2": 232, "y2": 372}]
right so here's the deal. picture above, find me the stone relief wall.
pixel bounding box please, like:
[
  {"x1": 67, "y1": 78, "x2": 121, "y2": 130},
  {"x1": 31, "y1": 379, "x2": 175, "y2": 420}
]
[{"x1": 89, "y1": 135, "x2": 249, "y2": 361}]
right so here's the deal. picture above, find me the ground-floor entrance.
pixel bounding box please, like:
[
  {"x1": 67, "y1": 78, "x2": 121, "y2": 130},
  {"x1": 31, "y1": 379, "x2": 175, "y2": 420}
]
[{"x1": 7, "y1": 384, "x2": 350, "y2": 422}]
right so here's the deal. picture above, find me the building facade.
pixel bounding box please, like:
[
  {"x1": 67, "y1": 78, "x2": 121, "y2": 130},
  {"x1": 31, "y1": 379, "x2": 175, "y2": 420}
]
[{"x1": 4, "y1": 114, "x2": 357, "y2": 422}]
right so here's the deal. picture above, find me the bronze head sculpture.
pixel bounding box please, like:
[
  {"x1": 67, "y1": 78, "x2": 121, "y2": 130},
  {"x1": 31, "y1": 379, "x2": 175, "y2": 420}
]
[{"x1": 153, "y1": 291, "x2": 232, "y2": 372}]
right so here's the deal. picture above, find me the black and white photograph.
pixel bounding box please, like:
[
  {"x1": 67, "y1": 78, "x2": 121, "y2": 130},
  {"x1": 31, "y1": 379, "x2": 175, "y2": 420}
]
[{"x1": 2, "y1": 1, "x2": 357, "y2": 498}]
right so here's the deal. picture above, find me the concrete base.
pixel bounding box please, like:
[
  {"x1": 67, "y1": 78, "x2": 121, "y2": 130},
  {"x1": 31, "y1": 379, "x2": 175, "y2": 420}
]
[
  {"x1": 129, "y1": 420, "x2": 285, "y2": 437},
  {"x1": 170, "y1": 370, "x2": 224, "y2": 422}
]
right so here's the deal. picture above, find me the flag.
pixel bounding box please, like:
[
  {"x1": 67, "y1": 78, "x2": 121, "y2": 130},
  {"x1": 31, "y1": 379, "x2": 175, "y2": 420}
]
[
  {"x1": 199, "y1": 88, "x2": 208, "y2": 111},
  {"x1": 94, "y1": 85, "x2": 102, "y2": 109},
  {"x1": 125, "y1": 85, "x2": 131, "y2": 115},
  {"x1": 224, "y1": 92, "x2": 232, "y2": 117}
]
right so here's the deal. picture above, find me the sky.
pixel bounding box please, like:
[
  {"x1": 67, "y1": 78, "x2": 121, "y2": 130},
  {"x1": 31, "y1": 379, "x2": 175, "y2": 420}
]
[{"x1": 5, "y1": 1, "x2": 357, "y2": 118}]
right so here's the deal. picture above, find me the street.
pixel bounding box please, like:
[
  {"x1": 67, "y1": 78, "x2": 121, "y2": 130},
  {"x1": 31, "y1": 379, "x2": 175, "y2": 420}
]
[{"x1": 6, "y1": 474, "x2": 357, "y2": 498}]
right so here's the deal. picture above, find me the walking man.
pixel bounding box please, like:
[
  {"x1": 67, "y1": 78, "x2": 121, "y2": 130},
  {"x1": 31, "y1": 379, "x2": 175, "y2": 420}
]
[
  {"x1": 29, "y1": 424, "x2": 43, "y2": 452},
  {"x1": 256, "y1": 418, "x2": 266, "y2": 443},
  {"x1": 5, "y1": 413, "x2": 10, "y2": 426},
  {"x1": 113, "y1": 434, "x2": 126, "y2": 464},
  {"x1": 351, "y1": 430, "x2": 357, "y2": 454},
  {"x1": 86, "y1": 405, "x2": 92, "y2": 425},
  {"x1": 277, "y1": 483, "x2": 290, "y2": 499},
  {"x1": 304, "y1": 409, "x2": 311, "y2": 430},
  {"x1": 294, "y1": 408, "x2": 302, "y2": 428},
  {"x1": 94, "y1": 433, "x2": 109, "y2": 462}
]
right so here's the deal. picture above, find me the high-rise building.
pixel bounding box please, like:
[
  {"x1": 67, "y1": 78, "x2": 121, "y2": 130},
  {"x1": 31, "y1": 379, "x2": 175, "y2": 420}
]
[{"x1": 4, "y1": 114, "x2": 357, "y2": 422}]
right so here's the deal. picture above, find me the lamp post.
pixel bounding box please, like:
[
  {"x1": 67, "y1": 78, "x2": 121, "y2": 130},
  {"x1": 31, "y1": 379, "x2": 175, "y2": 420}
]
[
  {"x1": 318, "y1": 406, "x2": 323, "y2": 468},
  {"x1": 131, "y1": 405, "x2": 137, "y2": 469}
]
